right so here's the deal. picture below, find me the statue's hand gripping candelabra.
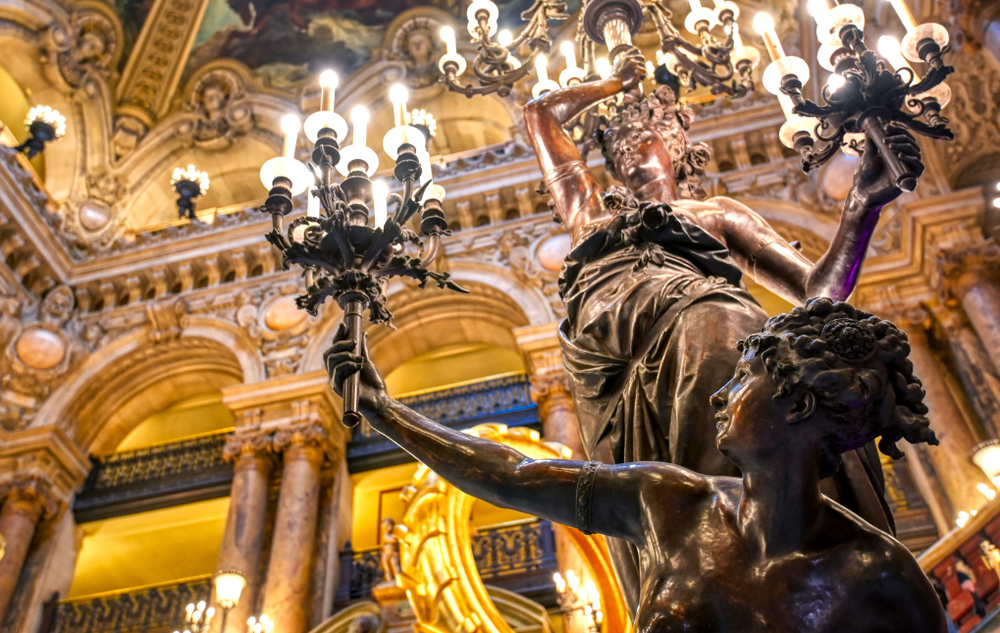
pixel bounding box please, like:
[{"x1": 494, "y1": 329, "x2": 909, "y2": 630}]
[{"x1": 259, "y1": 78, "x2": 466, "y2": 427}]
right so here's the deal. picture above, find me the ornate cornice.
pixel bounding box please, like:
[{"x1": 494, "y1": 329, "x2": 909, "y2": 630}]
[{"x1": 938, "y1": 238, "x2": 1000, "y2": 304}]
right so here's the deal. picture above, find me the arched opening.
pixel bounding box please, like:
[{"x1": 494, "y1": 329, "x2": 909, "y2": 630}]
[{"x1": 0, "y1": 63, "x2": 45, "y2": 178}]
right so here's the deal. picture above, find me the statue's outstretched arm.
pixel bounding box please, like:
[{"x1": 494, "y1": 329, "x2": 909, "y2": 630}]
[
  {"x1": 713, "y1": 131, "x2": 924, "y2": 302},
  {"x1": 325, "y1": 328, "x2": 660, "y2": 542},
  {"x1": 523, "y1": 50, "x2": 646, "y2": 244}
]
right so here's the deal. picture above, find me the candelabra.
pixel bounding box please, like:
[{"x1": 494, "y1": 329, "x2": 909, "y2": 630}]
[
  {"x1": 174, "y1": 601, "x2": 214, "y2": 633},
  {"x1": 258, "y1": 72, "x2": 465, "y2": 427},
  {"x1": 247, "y1": 614, "x2": 274, "y2": 633},
  {"x1": 553, "y1": 570, "x2": 603, "y2": 632},
  {"x1": 13, "y1": 106, "x2": 66, "y2": 159},
  {"x1": 172, "y1": 165, "x2": 211, "y2": 221},
  {"x1": 757, "y1": 0, "x2": 953, "y2": 191},
  {"x1": 437, "y1": 0, "x2": 760, "y2": 101}
]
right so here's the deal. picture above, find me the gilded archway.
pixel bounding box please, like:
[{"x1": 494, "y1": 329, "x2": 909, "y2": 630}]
[{"x1": 396, "y1": 423, "x2": 632, "y2": 633}]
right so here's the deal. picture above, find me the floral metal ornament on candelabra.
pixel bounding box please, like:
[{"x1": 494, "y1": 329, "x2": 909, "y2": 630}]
[
  {"x1": 171, "y1": 165, "x2": 211, "y2": 221},
  {"x1": 174, "y1": 600, "x2": 214, "y2": 633},
  {"x1": 757, "y1": 0, "x2": 953, "y2": 192},
  {"x1": 437, "y1": 0, "x2": 760, "y2": 102},
  {"x1": 13, "y1": 106, "x2": 67, "y2": 159},
  {"x1": 259, "y1": 73, "x2": 466, "y2": 427}
]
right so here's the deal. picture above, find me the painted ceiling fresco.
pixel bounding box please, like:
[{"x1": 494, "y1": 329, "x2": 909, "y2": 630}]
[{"x1": 185, "y1": 0, "x2": 568, "y2": 88}]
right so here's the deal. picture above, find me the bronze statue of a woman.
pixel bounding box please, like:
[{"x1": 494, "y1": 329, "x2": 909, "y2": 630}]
[
  {"x1": 327, "y1": 298, "x2": 946, "y2": 633},
  {"x1": 523, "y1": 49, "x2": 921, "y2": 519}
]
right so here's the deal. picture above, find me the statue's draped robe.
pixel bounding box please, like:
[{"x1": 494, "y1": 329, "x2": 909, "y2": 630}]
[{"x1": 557, "y1": 207, "x2": 894, "y2": 615}]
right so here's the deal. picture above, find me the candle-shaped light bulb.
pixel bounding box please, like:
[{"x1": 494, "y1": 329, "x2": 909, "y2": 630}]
[
  {"x1": 566, "y1": 569, "x2": 579, "y2": 591},
  {"x1": 535, "y1": 53, "x2": 550, "y2": 83},
  {"x1": 595, "y1": 57, "x2": 611, "y2": 79},
  {"x1": 440, "y1": 26, "x2": 457, "y2": 54},
  {"x1": 688, "y1": 0, "x2": 703, "y2": 11},
  {"x1": 350, "y1": 106, "x2": 369, "y2": 148},
  {"x1": 498, "y1": 29, "x2": 513, "y2": 47},
  {"x1": 560, "y1": 41, "x2": 577, "y2": 71},
  {"x1": 732, "y1": 24, "x2": 745, "y2": 49},
  {"x1": 319, "y1": 70, "x2": 338, "y2": 112},
  {"x1": 373, "y1": 179, "x2": 388, "y2": 227},
  {"x1": 308, "y1": 188, "x2": 320, "y2": 217},
  {"x1": 418, "y1": 150, "x2": 433, "y2": 186},
  {"x1": 753, "y1": 13, "x2": 784, "y2": 61},
  {"x1": 389, "y1": 84, "x2": 408, "y2": 128},
  {"x1": 877, "y1": 35, "x2": 912, "y2": 71},
  {"x1": 281, "y1": 114, "x2": 300, "y2": 158},
  {"x1": 807, "y1": 0, "x2": 831, "y2": 19},
  {"x1": 887, "y1": 0, "x2": 918, "y2": 31}
]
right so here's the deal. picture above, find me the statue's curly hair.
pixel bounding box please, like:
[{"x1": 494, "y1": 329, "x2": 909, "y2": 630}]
[
  {"x1": 596, "y1": 86, "x2": 712, "y2": 199},
  {"x1": 738, "y1": 297, "x2": 938, "y2": 479}
]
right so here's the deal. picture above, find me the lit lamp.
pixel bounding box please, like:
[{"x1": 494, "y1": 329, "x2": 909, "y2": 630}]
[
  {"x1": 531, "y1": 54, "x2": 560, "y2": 99},
  {"x1": 407, "y1": 109, "x2": 437, "y2": 143},
  {"x1": 973, "y1": 440, "x2": 1000, "y2": 489},
  {"x1": 382, "y1": 84, "x2": 427, "y2": 159},
  {"x1": 304, "y1": 70, "x2": 349, "y2": 143},
  {"x1": 170, "y1": 165, "x2": 210, "y2": 222},
  {"x1": 558, "y1": 41, "x2": 586, "y2": 87},
  {"x1": 247, "y1": 614, "x2": 274, "y2": 633},
  {"x1": 213, "y1": 569, "x2": 248, "y2": 633},
  {"x1": 260, "y1": 114, "x2": 312, "y2": 203},
  {"x1": 877, "y1": 35, "x2": 951, "y2": 113},
  {"x1": 337, "y1": 106, "x2": 380, "y2": 177},
  {"x1": 754, "y1": 13, "x2": 814, "y2": 151},
  {"x1": 13, "y1": 105, "x2": 66, "y2": 158},
  {"x1": 174, "y1": 601, "x2": 214, "y2": 633}
]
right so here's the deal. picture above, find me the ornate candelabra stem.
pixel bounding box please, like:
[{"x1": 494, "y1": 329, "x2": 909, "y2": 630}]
[{"x1": 340, "y1": 297, "x2": 366, "y2": 427}]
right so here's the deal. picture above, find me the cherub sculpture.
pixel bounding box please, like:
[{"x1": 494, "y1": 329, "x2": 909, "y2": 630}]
[
  {"x1": 327, "y1": 298, "x2": 946, "y2": 633},
  {"x1": 522, "y1": 49, "x2": 923, "y2": 608},
  {"x1": 379, "y1": 517, "x2": 401, "y2": 585}
]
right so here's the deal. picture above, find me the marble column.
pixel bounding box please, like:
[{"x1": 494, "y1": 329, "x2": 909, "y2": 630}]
[
  {"x1": 261, "y1": 424, "x2": 330, "y2": 633},
  {"x1": 531, "y1": 373, "x2": 584, "y2": 460},
  {"x1": 0, "y1": 476, "x2": 58, "y2": 627},
  {"x1": 933, "y1": 305, "x2": 1000, "y2": 440},
  {"x1": 940, "y1": 239, "x2": 1000, "y2": 378},
  {"x1": 209, "y1": 431, "x2": 275, "y2": 633},
  {"x1": 895, "y1": 308, "x2": 990, "y2": 532}
]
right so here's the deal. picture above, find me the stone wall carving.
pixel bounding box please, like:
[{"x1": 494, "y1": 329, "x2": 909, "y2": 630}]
[
  {"x1": 178, "y1": 64, "x2": 255, "y2": 150},
  {"x1": 941, "y1": 49, "x2": 1000, "y2": 188},
  {"x1": 41, "y1": 1, "x2": 122, "y2": 93},
  {"x1": 384, "y1": 12, "x2": 449, "y2": 89},
  {"x1": 0, "y1": 286, "x2": 100, "y2": 431}
]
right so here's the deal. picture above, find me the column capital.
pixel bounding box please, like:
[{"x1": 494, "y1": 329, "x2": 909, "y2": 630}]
[
  {"x1": 0, "y1": 474, "x2": 61, "y2": 522},
  {"x1": 938, "y1": 238, "x2": 1000, "y2": 304},
  {"x1": 530, "y1": 372, "x2": 572, "y2": 405},
  {"x1": 222, "y1": 428, "x2": 275, "y2": 463},
  {"x1": 272, "y1": 422, "x2": 339, "y2": 465}
]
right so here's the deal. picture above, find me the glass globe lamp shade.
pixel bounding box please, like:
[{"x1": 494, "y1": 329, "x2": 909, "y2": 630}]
[
  {"x1": 973, "y1": 441, "x2": 1000, "y2": 485},
  {"x1": 213, "y1": 570, "x2": 248, "y2": 610}
]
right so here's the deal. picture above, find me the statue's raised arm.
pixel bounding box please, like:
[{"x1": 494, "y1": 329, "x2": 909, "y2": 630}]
[{"x1": 325, "y1": 300, "x2": 947, "y2": 633}]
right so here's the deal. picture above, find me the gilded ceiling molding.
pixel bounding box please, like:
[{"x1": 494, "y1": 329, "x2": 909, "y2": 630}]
[{"x1": 113, "y1": 0, "x2": 213, "y2": 158}]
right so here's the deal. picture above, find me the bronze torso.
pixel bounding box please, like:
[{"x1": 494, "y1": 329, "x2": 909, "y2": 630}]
[{"x1": 631, "y1": 478, "x2": 917, "y2": 633}]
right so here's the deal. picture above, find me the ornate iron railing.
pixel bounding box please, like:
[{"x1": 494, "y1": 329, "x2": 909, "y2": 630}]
[
  {"x1": 74, "y1": 432, "x2": 232, "y2": 522},
  {"x1": 336, "y1": 520, "x2": 555, "y2": 605},
  {"x1": 46, "y1": 577, "x2": 211, "y2": 633},
  {"x1": 349, "y1": 374, "x2": 538, "y2": 472}
]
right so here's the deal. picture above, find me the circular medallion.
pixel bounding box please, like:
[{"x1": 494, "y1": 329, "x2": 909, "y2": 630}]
[
  {"x1": 536, "y1": 234, "x2": 572, "y2": 272},
  {"x1": 15, "y1": 328, "x2": 67, "y2": 370},
  {"x1": 264, "y1": 295, "x2": 306, "y2": 331},
  {"x1": 79, "y1": 200, "x2": 111, "y2": 231}
]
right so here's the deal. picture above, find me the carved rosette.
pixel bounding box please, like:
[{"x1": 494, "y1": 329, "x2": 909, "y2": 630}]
[
  {"x1": 938, "y1": 239, "x2": 1000, "y2": 305},
  {"x1": 0, "y1": 474, "x2": 62, "y2": 522}
]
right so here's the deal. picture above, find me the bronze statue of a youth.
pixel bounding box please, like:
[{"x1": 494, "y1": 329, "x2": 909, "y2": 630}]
[
  {"x1": 326, "y1": 299, "x2": 946, "y2": 633},
  {"x1": 521, "y1": 51, "x2": 922, "y2": 520}
]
